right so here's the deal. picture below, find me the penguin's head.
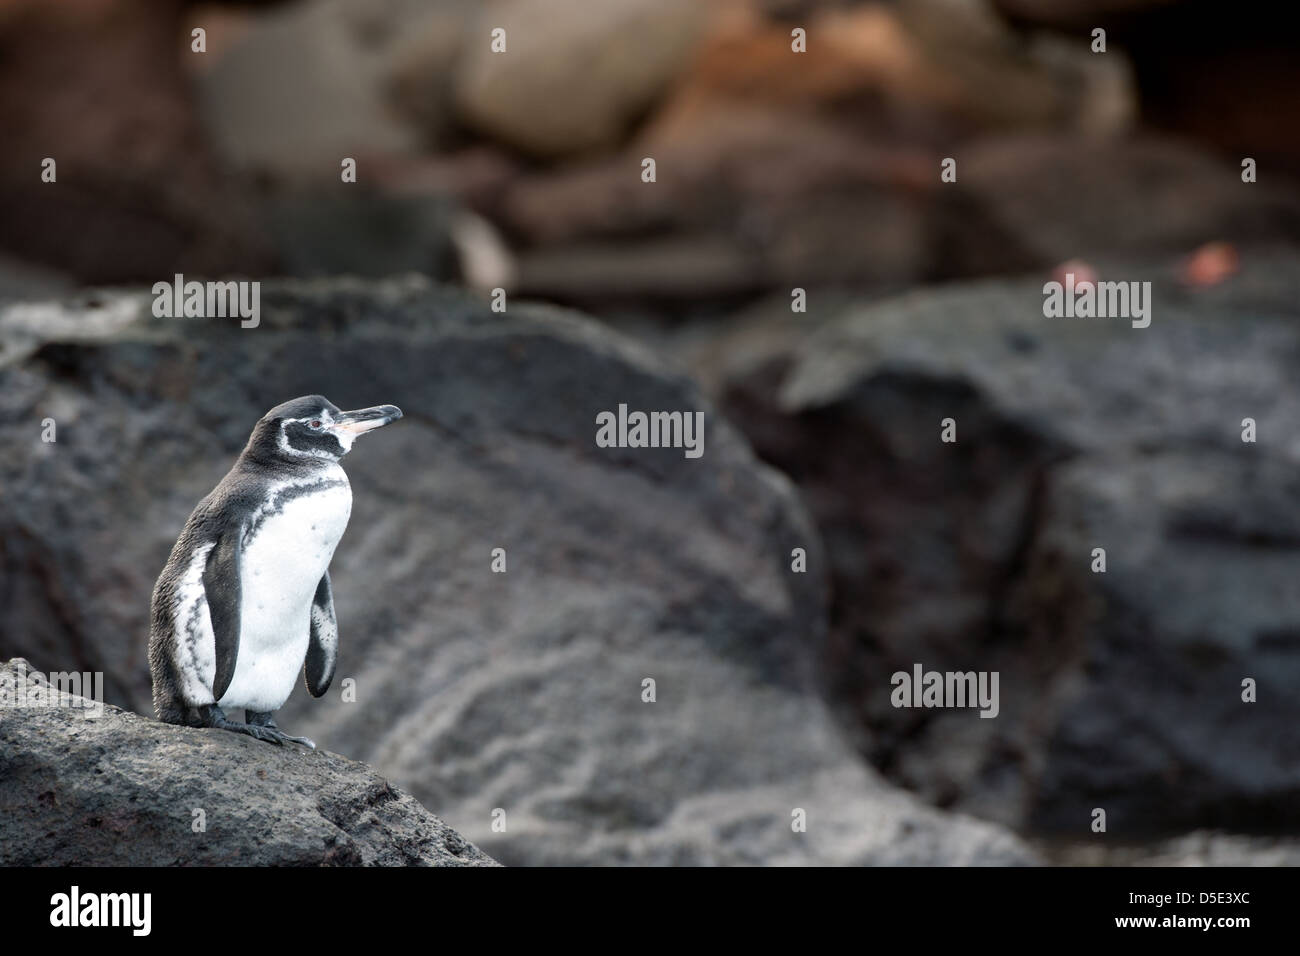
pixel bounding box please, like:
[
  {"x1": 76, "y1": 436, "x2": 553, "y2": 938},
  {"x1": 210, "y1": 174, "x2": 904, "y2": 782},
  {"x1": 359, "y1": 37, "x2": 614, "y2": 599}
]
[{"x1": 248, "y1": 395, "x2": 403, "y2": 464}]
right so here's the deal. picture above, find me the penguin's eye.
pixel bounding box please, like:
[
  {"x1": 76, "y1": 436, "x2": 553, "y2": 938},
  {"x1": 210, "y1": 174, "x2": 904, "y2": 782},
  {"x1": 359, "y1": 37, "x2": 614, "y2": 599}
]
[{"x1": 310, "y1": 420, "x2": 322, "y2": 429}]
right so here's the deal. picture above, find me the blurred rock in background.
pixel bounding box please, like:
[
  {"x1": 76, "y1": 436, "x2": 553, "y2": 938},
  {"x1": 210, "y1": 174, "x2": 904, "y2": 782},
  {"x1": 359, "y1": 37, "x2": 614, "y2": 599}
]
[
  {"x1": 452, "y1": 0, "x2": 713, "y2": 160},
  {"x1": 195, "y1": 0, "x2": 457, "y2": 181},
  {"x1": 0, "y1": 0, "x2": 275, "y2": 284},
  {"x1": 2, "y1": 0, "x2": 1295, "y2": 305}
]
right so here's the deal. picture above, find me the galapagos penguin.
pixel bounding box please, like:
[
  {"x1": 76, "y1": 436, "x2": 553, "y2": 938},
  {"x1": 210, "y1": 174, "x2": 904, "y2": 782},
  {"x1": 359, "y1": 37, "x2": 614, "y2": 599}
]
[{"x1": 148, "y1": 395, "x2": 402, "y2": 747}]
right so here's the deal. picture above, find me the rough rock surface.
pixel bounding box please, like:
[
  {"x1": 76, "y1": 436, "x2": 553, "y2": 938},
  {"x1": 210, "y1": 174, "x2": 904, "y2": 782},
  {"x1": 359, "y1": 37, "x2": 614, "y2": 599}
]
[
  {"x1": 0, "y1": 277, "x2": 1035, "y2": 865},
  {"x1": 701, "y1": 251, "x2": 1300, "y2": 836},
  {"x1": 0, "y1": 659, "x2": 496, "y2": 866}
]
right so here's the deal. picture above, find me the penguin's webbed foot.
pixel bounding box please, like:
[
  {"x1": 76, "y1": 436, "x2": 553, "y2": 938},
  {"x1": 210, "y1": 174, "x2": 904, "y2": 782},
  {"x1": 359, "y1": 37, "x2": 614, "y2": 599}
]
[
  {"x1": 196, "y1": 703, "x2": 286, "y2": 745},
  {"x1": 246, "y1": 710, "x2": 316, "y2": 749}
]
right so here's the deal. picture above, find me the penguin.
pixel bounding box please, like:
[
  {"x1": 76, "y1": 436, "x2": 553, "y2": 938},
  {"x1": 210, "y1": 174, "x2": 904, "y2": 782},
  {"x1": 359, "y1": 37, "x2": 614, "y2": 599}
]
[{"x1": 148, "y1": 395, "x2": 402, "y2": 747}]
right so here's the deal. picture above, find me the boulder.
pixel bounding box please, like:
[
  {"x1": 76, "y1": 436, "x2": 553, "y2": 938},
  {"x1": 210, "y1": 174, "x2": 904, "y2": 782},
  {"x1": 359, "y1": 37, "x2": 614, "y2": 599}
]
[
  {"x1": 0, "y1": 277, "x2": 1035, "y2": 865},
  {"x1": 195, "y1": 0, "x2": 473, "y2": 181},
  {"x1": 702, "y1": 250, "x2": 1300, "y2": 835},
  {"x1": 0, "y1": 658, "x2": 496, "y2": 865},
  {"x1": 453, "y1": 0, "x2": 712, "y2": 158}
]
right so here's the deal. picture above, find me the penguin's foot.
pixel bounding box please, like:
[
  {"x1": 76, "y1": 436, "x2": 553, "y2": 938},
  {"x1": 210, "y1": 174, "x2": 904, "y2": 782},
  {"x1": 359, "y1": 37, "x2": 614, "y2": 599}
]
[
  {"x1": 195, "y1": 703, "x2": 288, "y2": 745},
  {"x1": 246, "y1": 710, "x2": 316, "y2": 749}
]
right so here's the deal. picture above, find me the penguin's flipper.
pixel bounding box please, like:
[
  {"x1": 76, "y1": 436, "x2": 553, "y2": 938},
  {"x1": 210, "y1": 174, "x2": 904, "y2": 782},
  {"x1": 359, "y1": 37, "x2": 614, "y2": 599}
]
[
  {"x1": 202, "y1": 527, "x2": 244, "y2": 701},
  {"x1": 305, "y1": 570, "x2": 338, "y2": 698}
]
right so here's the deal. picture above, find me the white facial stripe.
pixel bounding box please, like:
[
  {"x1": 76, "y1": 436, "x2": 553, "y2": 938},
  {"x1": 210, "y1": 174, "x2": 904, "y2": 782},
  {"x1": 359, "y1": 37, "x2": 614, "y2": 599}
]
[
  {"x1": 278, "y1": 410, "x2": 345, "y2": 459},
  {"x1": 277, "y1": 429, "x2": 336, "y2": 459},
  {"x1": 286, "y1": 411, "x2": 334, "y2": 427}
]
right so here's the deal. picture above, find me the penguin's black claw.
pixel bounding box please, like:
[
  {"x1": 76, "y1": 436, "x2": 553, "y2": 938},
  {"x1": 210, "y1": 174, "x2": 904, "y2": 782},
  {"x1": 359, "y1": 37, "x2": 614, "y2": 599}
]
[
  {"x1": 245, "y1": 724, "x2": 287, "y2": 746},
  {"x1": 196, "y1": 704, "x2": 283, "y2": 745},
  {"x1": 245, "y1": 710, "x2": 315, "y2": 749}
]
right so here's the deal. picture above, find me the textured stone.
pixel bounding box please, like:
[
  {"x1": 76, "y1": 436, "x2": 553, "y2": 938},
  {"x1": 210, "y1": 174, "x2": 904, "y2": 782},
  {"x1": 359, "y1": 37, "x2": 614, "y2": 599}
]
[{"x1": 0, "y1": 659, "x2": 496, "y2": 866}]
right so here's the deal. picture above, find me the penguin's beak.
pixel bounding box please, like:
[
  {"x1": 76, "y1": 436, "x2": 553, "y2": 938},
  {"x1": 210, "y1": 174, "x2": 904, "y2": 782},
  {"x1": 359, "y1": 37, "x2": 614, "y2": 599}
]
[{"x1": 332, "y1": 405, "x2": 403, "y2": 435}]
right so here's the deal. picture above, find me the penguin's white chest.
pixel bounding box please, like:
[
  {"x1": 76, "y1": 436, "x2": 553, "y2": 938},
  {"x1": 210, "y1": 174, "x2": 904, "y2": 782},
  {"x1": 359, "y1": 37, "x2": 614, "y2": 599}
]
[{"x1": 218, "y1": 475, "x2": 352, "y2": 712}]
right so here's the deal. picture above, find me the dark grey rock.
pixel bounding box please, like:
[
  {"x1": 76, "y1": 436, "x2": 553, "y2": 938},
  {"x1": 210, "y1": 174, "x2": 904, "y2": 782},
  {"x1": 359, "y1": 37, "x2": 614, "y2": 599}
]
[
  {"x1": 705, "y1": 250, "x2": 1300, "y2": 835},
  {"x1": 0, "y1": 658, "x2": 496, "y2": 866}
]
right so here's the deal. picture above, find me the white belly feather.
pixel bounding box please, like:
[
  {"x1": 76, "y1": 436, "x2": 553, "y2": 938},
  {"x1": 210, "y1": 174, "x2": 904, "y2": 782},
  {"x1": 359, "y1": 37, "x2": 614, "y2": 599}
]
[{"x1": 217, "y1": 473, "x2": 352, "y2": 712}]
